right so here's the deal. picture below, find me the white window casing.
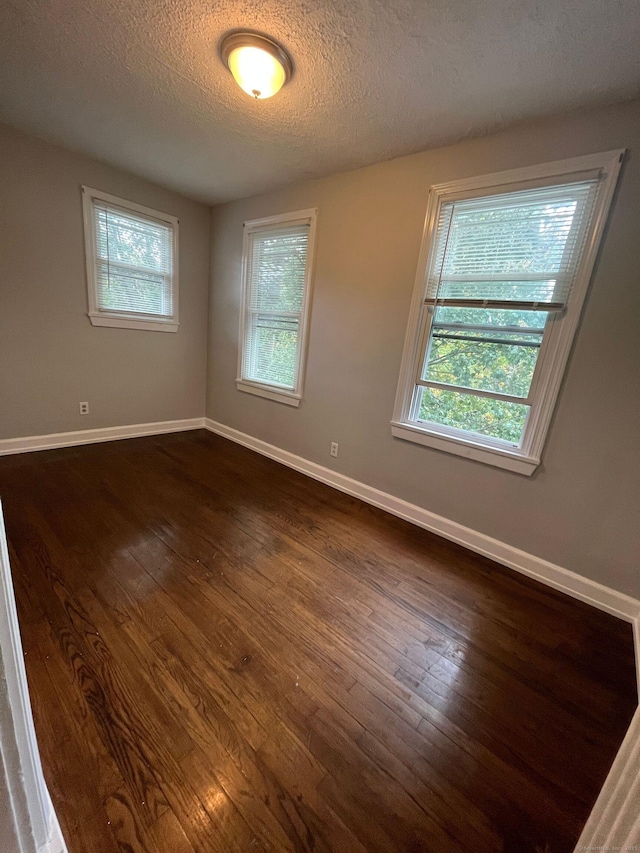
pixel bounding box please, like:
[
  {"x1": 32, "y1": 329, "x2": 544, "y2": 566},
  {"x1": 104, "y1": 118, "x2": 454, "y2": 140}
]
[
  {"x1": 237, "y1": 209, "x2": 317, "y2": 407},
  {"x1": 392, "y1": 150, "x2": 624, "y2": 475},
  {"x1": 82, "y1": 187, "x2": 179, "y2": 332}
]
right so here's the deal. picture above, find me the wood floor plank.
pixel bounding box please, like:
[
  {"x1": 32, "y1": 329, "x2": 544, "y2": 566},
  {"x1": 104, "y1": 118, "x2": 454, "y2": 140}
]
[{"x1": 0, "y1": 429, "x2": 635, "y2": 853}]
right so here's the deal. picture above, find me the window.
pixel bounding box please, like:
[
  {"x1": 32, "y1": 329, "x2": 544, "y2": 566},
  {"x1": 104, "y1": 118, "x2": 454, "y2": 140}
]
[
  {"x1": 393, "y1": 151, "x2": 623, "y2": 474},
  {"x1": 237, "y1": 209, "x2": 317, "y2": 406},
  {"x1": 82, "y1": 187, "x2": 179, "y2": 332}
]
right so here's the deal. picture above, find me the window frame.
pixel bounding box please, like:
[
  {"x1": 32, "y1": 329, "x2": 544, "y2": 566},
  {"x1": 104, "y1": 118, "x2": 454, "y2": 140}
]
[
  {"x1": 392, "y1": 150, "x2": 624, "y2": 475},
  {"x1": 237, "y1": 208, "x2": 317, "y2": 407},
  {"x1": 82, "y1": 186, "x2": 180, "y2": 332}
]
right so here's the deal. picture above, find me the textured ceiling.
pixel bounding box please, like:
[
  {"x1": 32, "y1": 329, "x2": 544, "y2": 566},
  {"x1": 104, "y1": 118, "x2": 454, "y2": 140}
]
[{"x1": 1, "y1": 0, "x2": 639, "y2": 203}]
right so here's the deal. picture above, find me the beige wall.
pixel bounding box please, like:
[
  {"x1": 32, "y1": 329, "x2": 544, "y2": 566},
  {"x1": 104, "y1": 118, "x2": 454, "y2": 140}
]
[
  {"x1": 0, "y1": 124, "x2": 210, "y2": 439},
  {"x1": 207, "y1": 98, "x2": 640, "y2": 599}
]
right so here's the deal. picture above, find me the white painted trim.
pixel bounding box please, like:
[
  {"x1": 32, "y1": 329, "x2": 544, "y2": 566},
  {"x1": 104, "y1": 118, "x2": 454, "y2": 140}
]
[
  {"x1": 0, "y1": 418, "x2": 205, "y2": 457},
  {"x1": 81, "y1": 186, "x2": 179, "y2": 227},
  {"x1": 242, "y1": 208, "x2": 318, "y2": 231},
  {"x1": 204, "y1": 418, "x2": 640, "y2": 624},
  {"x1": 88, "y1": 313, "x2": 179, "y2": 333},
  {"x1": 237, "y1": 208, "x2": 318, "y2": 404},
  {"x1": 428, "y1": 150, "x2": 622, "y2": 198},
  {"x1": 392, "y1": 149, "x2": 624, "y2": 474},
  {"x1": 236, "y1": 381, "x2": 301, "y2": 407},
  {"x1": 0, "y1": 503, "x2": 49, "y2": 849},
  {"x1": 574, "y1": 701, "x2": 640, "y2": 852},
  {"x1": 1, "y1": 502, "x2": 68, "y2": 853},
  {"x1": 39, "y1": 809, "x2": 67, "y2": 853},
  {"x1": 81, "y1": 186, "x2": 179, "y2": 333},
  {"x1": 391, "y1": 422, "x2": 538, "y2": 475}
]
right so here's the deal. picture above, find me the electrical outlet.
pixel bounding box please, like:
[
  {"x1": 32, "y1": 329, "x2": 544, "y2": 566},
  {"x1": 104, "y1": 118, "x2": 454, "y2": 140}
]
[
  {"x1": 79, "y1": 402, "x2": 89, "y2": 415},
  {"x1": 330, "y1": 442, "x2": 339, "y2": 458}
]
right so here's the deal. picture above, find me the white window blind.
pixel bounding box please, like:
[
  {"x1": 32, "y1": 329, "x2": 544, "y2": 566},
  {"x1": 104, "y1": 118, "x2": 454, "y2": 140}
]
[
  {"x1": 241, "y1": 222, "x2": 311, "y2": 392},
  {"x1": 426, "y1": 179, "x2": 600, "y2": 311},
  {"x1": 92, "y1": 200, "x2": 174, "y2": 318}
]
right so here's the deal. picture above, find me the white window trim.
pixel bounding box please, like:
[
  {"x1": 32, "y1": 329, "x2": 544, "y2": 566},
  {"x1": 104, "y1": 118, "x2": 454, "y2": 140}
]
[
  {"x1": 392, "y1": 150, "x2": 624, "y2": 475},
  {"x1": 237, "y1": 208, "x2": 317, "y2": 407},
  {"x1": 82, "y1": 186, "x2": 180, "y2": 332}
]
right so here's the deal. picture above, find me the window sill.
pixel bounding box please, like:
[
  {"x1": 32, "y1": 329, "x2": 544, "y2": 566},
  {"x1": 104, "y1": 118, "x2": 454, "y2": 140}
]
[
  {"x1": 390, "y1": 421, "x2": 539, "y2": 475},
  {"x1": 236, "y1": 381, "x2": 301, "y2": 408},
  {"x1": 88, "y1": 313, "x2": 179, "y2": 332}
]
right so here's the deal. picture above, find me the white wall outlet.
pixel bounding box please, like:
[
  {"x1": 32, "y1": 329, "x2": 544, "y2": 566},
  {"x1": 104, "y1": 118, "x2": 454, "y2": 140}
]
[
  {"x1": 330, "y1": 442, "x2": 339, "y2": 458},
  {"x1": 79, "y1": 402, "x2": 89, "y2": 415}
]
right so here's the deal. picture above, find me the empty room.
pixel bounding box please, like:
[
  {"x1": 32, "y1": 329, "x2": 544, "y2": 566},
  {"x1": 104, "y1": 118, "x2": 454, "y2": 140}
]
[{"x1": 1, "y1": 1, "x2": 639, "y2": 851}]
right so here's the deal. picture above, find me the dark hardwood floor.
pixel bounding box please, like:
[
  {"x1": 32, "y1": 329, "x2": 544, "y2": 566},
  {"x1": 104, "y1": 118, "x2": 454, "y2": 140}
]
[{"x1": 0, "y1": 429, "x2": 636, "y2": 853}]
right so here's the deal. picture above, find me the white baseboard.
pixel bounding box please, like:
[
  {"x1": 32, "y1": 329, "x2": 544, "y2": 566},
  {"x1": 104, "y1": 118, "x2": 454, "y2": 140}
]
[
  {"x1": 574, "y1": 703, "x2": 640, "y2": 852},
  {"x1": 0, "y1": 418, "x2": 206, "y2": 457},
  {"x1": 1, "y1": 501, "x2": 69, "y2": 853},
  {"x1": 205, "y1": 418, "x2": 640, "y2": 627},
  {"x1": 39, "y1": 805, "x2": 67, "y2": 853}
]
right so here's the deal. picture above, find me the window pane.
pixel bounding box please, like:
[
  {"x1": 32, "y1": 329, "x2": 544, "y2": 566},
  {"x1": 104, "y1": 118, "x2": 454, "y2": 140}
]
[
  {"x1": 96, "y1": 262, "x2": 168, "y2": 315},
  {"x1": 444, "y1": 198, "x2": 578, "y2": 275},
  {"x1": 433, "y1": 306, "x2": 547, "y2": 330},
  {"x1": 427, "y1": 181, "x2": 600, "y2": 306},
  {"x1": 439, "y1": 278, "x2": 558, "y2": 303},
  {"x1": 425, "y1": 339, "x2": 539, "y2": 398},
  {"x1": 250, "y1": 231, "x2": 308, "y2": 312},
  {"x1": 418, "y1": 386, "x2": 529, "y2": 444},
  {"x1": 96, "y1": 209, "x2": 172, "y2": 273},
  {"x1": 248, "y1": 316, "x2": 299, "y2": 388},
  {"x1": 242, "y1": 220, "x2": 312, "y2": 394},
  {"x1": 92, "y1": 200, "x2": 175, "y2": 320},
  {"x1": 423, "y1": 306, "x2": 544, "y2": 398}
]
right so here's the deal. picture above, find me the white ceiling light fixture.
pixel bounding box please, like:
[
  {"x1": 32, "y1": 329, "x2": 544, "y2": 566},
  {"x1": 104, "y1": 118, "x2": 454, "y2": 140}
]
[{"x1": 220, "y1": 32, "x2": 293, "y2": 100}]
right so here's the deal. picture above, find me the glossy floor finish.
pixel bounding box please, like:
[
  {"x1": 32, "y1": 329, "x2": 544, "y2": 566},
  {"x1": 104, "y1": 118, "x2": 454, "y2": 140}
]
[{"x1": 0, "y1": 430, "x2": 636, "y2": 853}]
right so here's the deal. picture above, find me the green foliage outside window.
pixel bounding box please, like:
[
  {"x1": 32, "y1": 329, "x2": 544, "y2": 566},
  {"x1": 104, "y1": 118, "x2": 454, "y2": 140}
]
[{"x1": 419, "y1": 307, "x2": 545, "y2": 444}]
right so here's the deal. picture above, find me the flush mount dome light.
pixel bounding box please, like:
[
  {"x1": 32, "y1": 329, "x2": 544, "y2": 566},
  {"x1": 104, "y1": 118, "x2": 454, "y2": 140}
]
[{"x1": 221, "y1": 32, "x2": 293, "y2": 100}]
